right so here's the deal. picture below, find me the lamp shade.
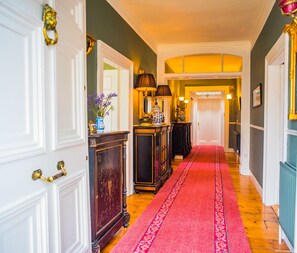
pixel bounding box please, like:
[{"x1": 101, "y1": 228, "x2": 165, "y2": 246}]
[
  {"x1": 155, "y1": 85, "x2": 172, "y2": 97},
  {"x1": 279, "y1": 0, "x2": 297, "y2": 16},
  {"x1": 135, "y1": 73, "x2": 157, "y2": 91}
]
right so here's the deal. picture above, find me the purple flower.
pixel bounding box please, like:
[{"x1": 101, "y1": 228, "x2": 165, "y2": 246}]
[{"x1": 87, "y1": 92, "x2": 117, "y2": 118}]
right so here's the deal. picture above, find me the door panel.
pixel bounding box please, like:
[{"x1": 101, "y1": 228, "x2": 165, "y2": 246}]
[
  {"x1": 58, "y1": 172, "x2": 89, "y2": 253},
  {"x1": 54, "y1": 0, "x2": 86, "y2": 149},
  {"x1": 197, "y1": 99, "x2": 222, "y2": 145},
  {"x1": 0, "y1": 192, "x2": 48, "y2": 253},
  {"x1": 0, "y1": 0, "x2": 45, "y2": 163},
  {"x1": 197, "y1": 100, "x2": 211, "y2": 144},
  {"x1": 210, "y1": 100, "x2": 221, "y2": 144},
  {"x1": 0, "y1": 1, "x2": 91, "y2": 252},
  {"x1": 103, "y1": 69, "x2": 118, "y2": 131}
]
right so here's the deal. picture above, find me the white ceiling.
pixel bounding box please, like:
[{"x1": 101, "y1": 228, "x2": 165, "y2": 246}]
[{"x1": 106, "y1": 0, "x2": 275, "y2": 52}]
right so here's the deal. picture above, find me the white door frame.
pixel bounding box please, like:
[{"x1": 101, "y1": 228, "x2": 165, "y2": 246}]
[
  {"x1": 97, "y1": 41, "x2": 134, "y2": 195},
  {"x1": 263, "y1": 33, "x2": 288, "y2": 205}
]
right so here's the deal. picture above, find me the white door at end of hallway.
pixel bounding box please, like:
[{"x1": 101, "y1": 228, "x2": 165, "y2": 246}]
[
  {"x1": 0, "y1": 1, "x2": 91, "y2": 253},
  {"x1": 197, "y1": 99, "x2": 223, "y2": 146}
]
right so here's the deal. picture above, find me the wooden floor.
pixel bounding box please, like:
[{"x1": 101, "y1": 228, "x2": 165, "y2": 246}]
[{"x1": 101, "y1": 152, "x2": 290, "y2": 253}]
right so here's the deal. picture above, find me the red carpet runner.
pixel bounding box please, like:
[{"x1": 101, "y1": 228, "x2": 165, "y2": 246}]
[{"x1": 111, "y1": 146, "x2": 251, "y2": 253}]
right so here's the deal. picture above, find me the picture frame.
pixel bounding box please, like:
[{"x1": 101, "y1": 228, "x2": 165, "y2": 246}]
[{"x1": 252, "y1": 83, "x2": 262, "y2": 108}]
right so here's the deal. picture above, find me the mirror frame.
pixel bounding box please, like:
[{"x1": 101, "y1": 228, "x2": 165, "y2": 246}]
[
  {"x1": 284, "y1": 21, "x2": 297, "y2": 120},
  {"x1": 138, "y1": 91, "x2": 153, "y2": 119}
]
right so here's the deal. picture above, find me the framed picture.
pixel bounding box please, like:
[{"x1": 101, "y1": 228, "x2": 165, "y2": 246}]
[{"x1": 252, "y1": 83, "x2": 262, "y2": 108}]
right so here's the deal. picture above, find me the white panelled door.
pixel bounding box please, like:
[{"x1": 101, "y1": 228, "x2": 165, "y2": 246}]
[
  {"x1": 0, "y1": 1, "x2": 91, "y2": 253},
  {"x1": 197, "y1": 99, "x2": 223, "y2": 145},
  {"x1": 103, "y1": 68, "x2": 118, "y2": 131}
]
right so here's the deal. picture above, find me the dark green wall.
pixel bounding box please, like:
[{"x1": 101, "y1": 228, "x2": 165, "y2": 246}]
[
  {"x1": 250, "y1": 2, "x2": 291, "y2": 186},
  {"x1": 86, "y1": 0, "x2": 157, "y2": 122}
]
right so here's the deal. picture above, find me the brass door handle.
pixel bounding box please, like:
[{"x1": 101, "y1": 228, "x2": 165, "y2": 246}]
[{"x1": 32, "y1": 161, "x2": 67, "y2": 183}]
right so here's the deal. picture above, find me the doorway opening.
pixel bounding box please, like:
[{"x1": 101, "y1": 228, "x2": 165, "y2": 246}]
[{"x1": 97, "y1": 41, "x2": 134, "y2": 195}]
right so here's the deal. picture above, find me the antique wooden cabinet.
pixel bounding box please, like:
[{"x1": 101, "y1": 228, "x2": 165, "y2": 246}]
[
  {"x1": 133, "y1": 125, "x2": 172, "y2": 193},
  {"x1": 172, "y1": 122, "x2": 192, "y2": 158},
  {"x1": 88, "y1": 131, "x2": 130, "y2": 253}
]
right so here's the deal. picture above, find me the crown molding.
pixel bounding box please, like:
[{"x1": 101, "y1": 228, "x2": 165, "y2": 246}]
[
  {"x1": 106, "y1": 0, "x2": 158, "y2": 53},
  {"x1": 157, "y1": 41, "x2": 252, "y2": 55},
  {"x1": 250, "y1": 0, "x2": 275, "y2": 49}
]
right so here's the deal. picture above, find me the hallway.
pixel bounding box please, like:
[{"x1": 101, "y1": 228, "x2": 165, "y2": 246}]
[{"x1": 102, "y1": 151, "x2": 290, "y2": 253}]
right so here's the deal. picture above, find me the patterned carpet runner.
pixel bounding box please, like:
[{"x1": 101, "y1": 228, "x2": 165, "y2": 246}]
[{"x1": 111, "y1": 146, "x2": 251, "y2": 253}]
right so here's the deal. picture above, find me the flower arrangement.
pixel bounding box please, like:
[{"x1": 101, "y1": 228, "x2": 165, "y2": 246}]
[{"x1": 87, "y1": 92, "x2": 117, "y2": 118}]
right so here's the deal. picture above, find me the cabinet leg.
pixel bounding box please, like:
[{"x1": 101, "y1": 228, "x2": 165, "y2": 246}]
[
  {"x1": 123, "y1": 212, "x2": 130, "y2": 228},
  {"x1": 92, "y1": 239, "x2": 100, "y2": 253}
]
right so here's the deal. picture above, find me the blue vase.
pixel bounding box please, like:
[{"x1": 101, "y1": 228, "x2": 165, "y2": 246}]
[{"x1": 96, "y1": 116, "x2": 105, "y2": 132}]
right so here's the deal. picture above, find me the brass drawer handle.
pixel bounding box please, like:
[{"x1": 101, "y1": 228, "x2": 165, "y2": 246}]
[{"x1": 32, "y1": 161, "x2": 67, "y2": 183}]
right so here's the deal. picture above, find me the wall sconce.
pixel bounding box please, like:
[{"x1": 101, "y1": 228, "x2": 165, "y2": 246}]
[
  {"x1": 226, "y1": 94, "x2": 232, "y2": 100},
  {"x1": 176, "y1": 97, "x2": 189, "y2": 122},
  {"x1": 86, "y1": 32, "x2": 96, "y2": 56}
]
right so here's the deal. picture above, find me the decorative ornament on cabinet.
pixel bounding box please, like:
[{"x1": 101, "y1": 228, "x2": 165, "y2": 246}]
[{"x1": 87, "y1": 92, "x2": 117, "y2": 133}]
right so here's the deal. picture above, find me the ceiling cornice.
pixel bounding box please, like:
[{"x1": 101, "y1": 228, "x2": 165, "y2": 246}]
[
  {"x1": 106, "y1": 0, "x2": 158, "y2": 53},
  {"x1": 250, "y1": 0, "x2": 275, "y2": 49}
]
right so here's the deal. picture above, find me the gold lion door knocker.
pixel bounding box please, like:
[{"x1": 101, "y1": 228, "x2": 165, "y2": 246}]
[{"x1": 42, "y1": 4, "x2": 58, "y2": 46}]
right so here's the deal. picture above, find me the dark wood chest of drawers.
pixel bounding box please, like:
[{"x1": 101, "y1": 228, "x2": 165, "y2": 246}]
[
  {"x1": 172, "y1": 122, "x2": 192, "y2": 158},
  {"x1": 88, "y1": 131, "x2": 130, "y2": 253},
  {"x1": 133, "y1": 125, "x2": 172, "y2": 193}
]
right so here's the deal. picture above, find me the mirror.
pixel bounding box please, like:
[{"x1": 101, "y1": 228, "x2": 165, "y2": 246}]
[
  {"x1": 138, "y1": 91, "x2": 153, "y2": 119},
  {"x1": 283, "y1": 21, "x2": 297, "y2": 120}
]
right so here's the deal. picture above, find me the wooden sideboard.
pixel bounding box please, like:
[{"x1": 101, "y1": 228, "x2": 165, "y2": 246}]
[
  {"x1": 133, "y1": 125, "x2": 172, "y2": 193},
  {"x1": 172, "y1": 122, "x2": 192, "y2": 158},
  {"x1": 88, "y1": 131, "x2": 130, "y2": 253}
]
